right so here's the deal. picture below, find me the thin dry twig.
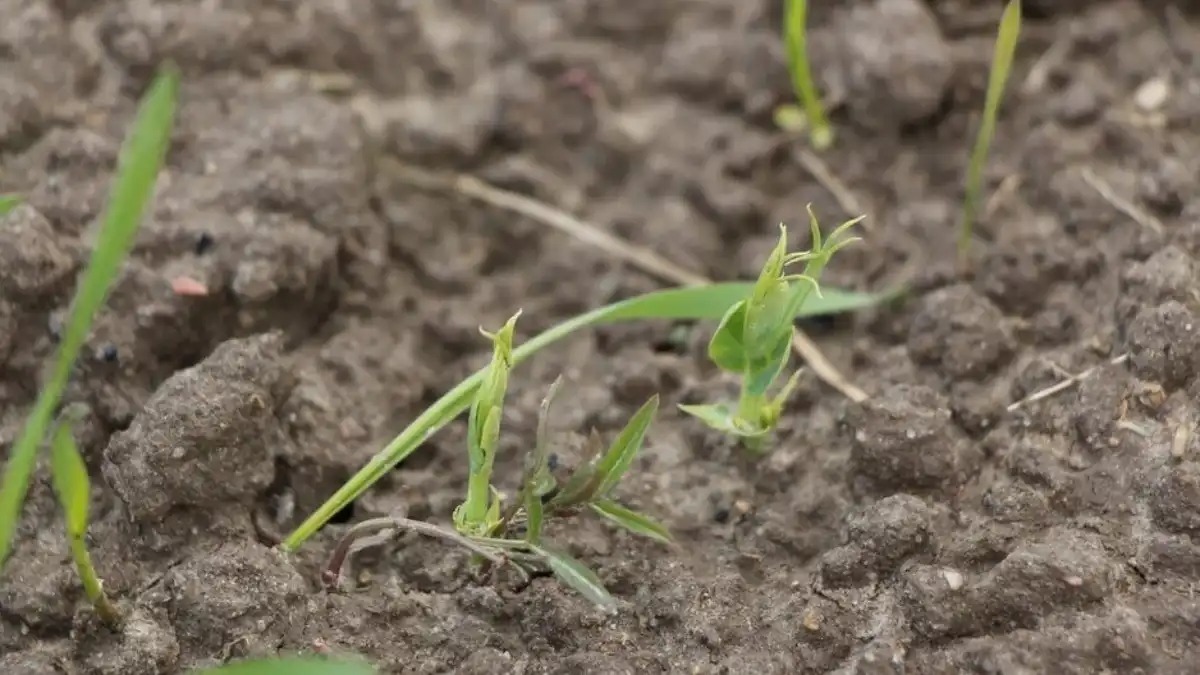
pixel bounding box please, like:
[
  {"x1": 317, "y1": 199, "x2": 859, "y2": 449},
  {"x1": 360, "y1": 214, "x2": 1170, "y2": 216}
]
[
  {"x1": 384, "y1": 159, "x2": 869, "y2": 403},
  {"x1": 1080, "y1": 167, "x2": 1164, "y2": 234},
  {"x1": 1007, "y1": 353, "x2": 1129, "y2": 413}
]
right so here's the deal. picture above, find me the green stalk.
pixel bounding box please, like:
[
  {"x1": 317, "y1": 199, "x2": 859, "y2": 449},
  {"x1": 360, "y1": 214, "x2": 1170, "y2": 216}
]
[
  {"x1": 67, "y1": 535, "x2": 118, "y2": 624},
  {"x1": 957, "y1": 0, "x2": 1021, "y2": 269},
  {"x1": 783, "y1": 0, "x2": 832, "y2": 149},
  {"x1": 281, "y1": 282, "x2": 884, "y2": 551}
]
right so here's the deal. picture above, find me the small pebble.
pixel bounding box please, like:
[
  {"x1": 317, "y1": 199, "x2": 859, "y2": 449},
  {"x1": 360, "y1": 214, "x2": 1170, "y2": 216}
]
[
  {"x1": 942, "y1": 568, "x2": 964, "y2": 590},
  {"x1": 97, "y1": 344, "x2": 119, "y2": 362},
  {"x1": 1134, "y1": 76, "x2": 1170, "y2": 112}
]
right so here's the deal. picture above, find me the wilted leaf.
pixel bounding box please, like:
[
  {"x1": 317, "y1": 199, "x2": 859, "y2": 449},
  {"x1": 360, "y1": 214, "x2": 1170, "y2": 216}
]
[{"x1": 591, "y1": 499, "x2": 671, "y2": 544}]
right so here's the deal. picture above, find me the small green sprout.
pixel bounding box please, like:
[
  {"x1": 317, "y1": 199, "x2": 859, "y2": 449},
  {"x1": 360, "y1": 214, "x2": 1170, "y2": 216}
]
[
  {"x1": 776, "y1": 0, "x2": 833, "y2": 149},
  {"x1": 680, "y1": 206, "x2": 861, "y2": 451},
  {"x1": 284, "y1": 277, "x2": 885, "y2": 553},
  {"x1": 452, "y1": 311, "x2": 519, "y2": 537},
  {"x1": 0, "y1": 64, "x2": 179, "y2": 572},
  {"x1": 0, "y1": 194, "x2": 19, "y2": 216},
  {"x1": 49, "y1": 404, "x2": 119, "y2": 625},
  {"x1": 958, "y1": 0, "x2": 1021, "y2": 269},
  {"x1": 325, "y1": 364, "x2": 668, "y2": 611}
]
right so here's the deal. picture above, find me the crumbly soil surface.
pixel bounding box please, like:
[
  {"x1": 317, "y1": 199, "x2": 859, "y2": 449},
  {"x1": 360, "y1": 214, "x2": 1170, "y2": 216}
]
[{"x1": 3, "y1": 1, "x2": 1200, "y2": 673}]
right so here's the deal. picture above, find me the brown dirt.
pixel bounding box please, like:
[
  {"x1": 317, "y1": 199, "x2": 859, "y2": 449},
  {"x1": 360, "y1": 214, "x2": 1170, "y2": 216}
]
[{"x1": 2, "y1": 1, "x2": 1200, "y2": 673}]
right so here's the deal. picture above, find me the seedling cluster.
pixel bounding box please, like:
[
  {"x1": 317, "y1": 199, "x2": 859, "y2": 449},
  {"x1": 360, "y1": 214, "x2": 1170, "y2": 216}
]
[{"x1": 0, "y1": 1, "x2": 1026, "y2": 672}]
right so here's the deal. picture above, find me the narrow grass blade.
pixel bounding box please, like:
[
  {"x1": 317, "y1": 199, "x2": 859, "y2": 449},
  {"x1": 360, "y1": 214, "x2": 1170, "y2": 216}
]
[
  {"x1": 958, "y1": 0, "x2": 1021, "y2": 266},
  {"x1": 49, "y1": 416, "x2": 90, "y2": 537},
  {"x1": 193, "y1": 656, "x2": 377, "y2": 675},
  {"x1": 0, "y1": 194, "x2": 19, "y2": 217},
  {"x1": 282, "y1": 281, "x2": 888, "y2": 551},
  {"x1": 593, "y1": 395, "x2": 658, "y2": 498},
  {"x1": 783, "y1": 0, "x2": 832, "y2": 149},
  {"x1": 532, "y1": 544, "x2": 616, "y2": 612},
  {"x1": 0, "y1": 64, "x2": 180, "y2": 572},
  {"x1": 591, "y1": 499, "x2": 671, "y2": 544}
]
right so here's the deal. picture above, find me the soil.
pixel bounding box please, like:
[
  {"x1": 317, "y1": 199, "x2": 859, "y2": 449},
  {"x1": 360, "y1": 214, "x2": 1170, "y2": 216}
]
[{"x1": 2, "y1": 1, "x2": 1200, "y2": 673}]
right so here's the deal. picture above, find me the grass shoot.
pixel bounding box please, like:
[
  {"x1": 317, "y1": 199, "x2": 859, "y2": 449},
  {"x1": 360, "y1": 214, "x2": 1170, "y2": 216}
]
[
  {"x1": 0, "y1": 64, "x2": 180, "y2": 572},
  {"x1": 194, "y1": 655, "x2": 377, "y2": 675},
  {"x1": 957, "y1": 0, "x2": 1021, "y2": 270},
  {"x1": 324, "y1": 326, "x2": 670, "y2": 610},
  {"x1": 680, "y1": 206, "x2": 861, "y2": 451},
  {"x1": 0, "y1": 194, "x2": 19, "y2": 217},
  {"x1": 49, "y1": 404, "x2": 119, "y2": 625},
  {"x1": 776, "y1": 0, "x2": 833, "y2": 149},
  {"x1": 282, "y1": 280, "x2": 882, "y2": 552}
]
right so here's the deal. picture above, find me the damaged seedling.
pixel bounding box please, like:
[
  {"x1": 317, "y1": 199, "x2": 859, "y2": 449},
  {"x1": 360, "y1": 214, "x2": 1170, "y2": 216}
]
[
  {"x1": 49, "y1": 404, "x2": 119, "y2": 625},
  {"x1": 323, "y1": 319, "x2": 669, "y2": 611},
  {"x1": 775, "y1": 0, "x2": 833, "y2": 149},
  {"x1": 680, "y1": 206, "x2": 861, "y2": 452},
  {"x1": 957, "y1": 0, "x2": 1021, "y2": 271}
]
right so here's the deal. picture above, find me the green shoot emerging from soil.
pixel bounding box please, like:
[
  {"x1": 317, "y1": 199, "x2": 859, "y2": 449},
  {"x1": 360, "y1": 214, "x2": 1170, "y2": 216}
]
[
  {"x1": 283, "y1": 280, "x2": 883, "y2": 552},
  {"x1": 958, "y1": 0, "x2": 1021, "y2": 269},
  {"x1": 0, "y1": 194, "x2": 19, "y2": 217},
  {"x1": 0, "y1": 64, "x2": 180, "y2": 572},
  {"x1": 681, "y1": 207, "x2": 861, "y2": 451},
  {"x1": 776, "y1": 0, "x2": 833, "y2": 149},
  {"x1": 453, "y1": 312, "x2": 519, "y2": 537},
  {"x1": 194, "y1": 655, "x2": 377, "y2": 675},
  {"x1": 49, "y1": 404, "x2": 119, "y2": 625},
  {"x1": 325, "y1": 326, "x2": 669, "y2": 610}
]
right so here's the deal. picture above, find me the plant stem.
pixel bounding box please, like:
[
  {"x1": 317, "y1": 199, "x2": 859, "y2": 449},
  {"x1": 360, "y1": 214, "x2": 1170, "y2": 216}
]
[
  {"x1": 462, "y1": 470, "x2": 492, "y2": 531},
  {"x1": 784, "y1": 0, "x2": 832, "y2": 149},
  {"x1": 68, "y1": 536, "x2": 119, "y2": 626},
  {"x1": 322, "y1": 516, "x2": 511, "y2": 589}
]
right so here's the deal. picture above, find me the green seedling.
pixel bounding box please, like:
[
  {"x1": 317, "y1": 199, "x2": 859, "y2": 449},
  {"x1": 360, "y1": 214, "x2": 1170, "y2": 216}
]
[
  {"x1": 776, "y1": 0, "x2": 833, "y2": 149},
  {"x1": 453, "y1": 312, "x2": 518, "y2": 537},
  {"x1": 283, "y1": 280, "x2": 885, "y2": 552},
  {"x1": 324, "y1": 350, "x2": 669, "y2": 611},
  {"x1": 193, "y1": 655, "x2": 376, "y2": 675},
  {"x1": 958, "y1": 0, "x2": 1021, "y2": 269},
  {"x1": 0, "y1": 64, "x2": 180, "y2": 572},
  {"x1": 680, "y1": 206, "x2": 861, "y2": 451},
  {"x1": 49, "y1": 404, "x2": 119, "y2": 625}
]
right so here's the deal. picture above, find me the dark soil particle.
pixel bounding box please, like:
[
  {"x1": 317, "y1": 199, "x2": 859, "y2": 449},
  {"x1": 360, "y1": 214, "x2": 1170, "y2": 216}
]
[{"x1": 3, "y1": 0, "x2": 1200, "y2": 673}]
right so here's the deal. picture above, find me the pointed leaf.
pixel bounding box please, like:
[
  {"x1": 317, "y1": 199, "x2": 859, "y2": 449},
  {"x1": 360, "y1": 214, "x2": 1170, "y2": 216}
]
[
  {"x1": 532, "y1": 544, "x2": 616, "y2": 611},
  {"x1": 707, "y1": 301, "x2": 748, "y2": 372},
  {"x1": 194, "y1": 655, "x2": 377, "y2": 675},
  {"x1": 594, "y1": 395, "x2": 659, "y2": 498},
  {"x1": 591, "y1": 500, "x2": 671, "y2": 544},
  {"x1": 49, "y1": 418, "x2": 90, "y2": 538},
  {"x1": 678, "y1": 403, "x2": 771, "y2": 439}
]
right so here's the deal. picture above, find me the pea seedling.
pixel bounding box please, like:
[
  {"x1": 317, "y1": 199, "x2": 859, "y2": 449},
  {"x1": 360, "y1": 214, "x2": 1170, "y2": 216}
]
[
  {"x1": 680, "y1": 206, "x2": 861, "y2": 451},
  {"x1": 775, "y1": 0, "x2": 833, "y2": 149},
  {"x1": 0, "y1": 65, "x2": 179, "y2": 582},
  {"x1": 323, "y1": 316, "x2": 669, "y2": 610},
  {"x1": 49, "y1": 405, "x2": 119, "y2": 625},
  {"x1": 958, "y1": 0, "x2": 1021, "y2": 270}
]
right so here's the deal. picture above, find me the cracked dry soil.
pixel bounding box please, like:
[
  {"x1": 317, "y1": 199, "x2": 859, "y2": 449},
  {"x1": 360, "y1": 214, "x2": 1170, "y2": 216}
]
[{"x1": 3, "y1": 1, "x2": 1200, "y2": 673}]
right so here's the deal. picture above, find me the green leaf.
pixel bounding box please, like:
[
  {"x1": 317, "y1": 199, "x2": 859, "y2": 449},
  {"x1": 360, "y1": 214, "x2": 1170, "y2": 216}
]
[
  {"x1": 783, "y1": 0, "x2": 832, "y2": 149},
  {"x1": 532, "y1": 544, "x2": 616, "y2": 612},
  {"x1": 283, "y1": 280, "x2": 891, "y2": 551},
  {"x1": 677, "y1": 403, "x2": 770, "y2": 438},
  {"x1": 0, "y1": 194, "x2": 20, "y2": 217},
  {"x1": 49, "y1": 416, "x2": 90, "y2": 538},
  {"x1": 192, "y1": 655, "x2": 377, "y2": 675},
  {"x1": 591, "y1": 499, "x2": 671, "y2": 544},
  {"x1": 707, "y1": 301, "x2": 748, "y2": 372},
  {"x1": 593, "y1": 395, "x2": 659, "y2": 498},
  {"x1": 547, "y1": 434, "x2": 604, "y2": 508},
  {"x1": 959, "y1": 0, "x2": 1021, "y2": 265},
  {"x1": 0, "y1": 64, "x2": 179, "y2": 572}
]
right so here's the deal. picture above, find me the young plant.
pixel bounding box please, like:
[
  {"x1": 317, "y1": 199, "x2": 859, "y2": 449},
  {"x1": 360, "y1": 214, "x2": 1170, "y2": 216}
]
[
  {"x1": 194, "y1": 655, "x2": 376, "y2": 675},
  {"x1": 958, "y1": 0, "x2": 1021, "y2": 270},
  {"x1": 282, "y1": 278, "x2": 884, "y2": 552},
  {"x1": 49, "y1": 404, "x2": 119, "y2": 625},
  {"x1": 323, "y1": 325, "x2": 669, "y2": 611},
  {"x1": 775, "y1": 0, "x2": 833, "y2": 150},
  {"x1": 680, "y1": 206, "x2": 861, "y2": 451},
  {"x1": 0, "y1": 64, "x2": 180, "y2": 572},
  {"x1": 0, "y1": 194, "x2": 18, "y2": 216}
]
